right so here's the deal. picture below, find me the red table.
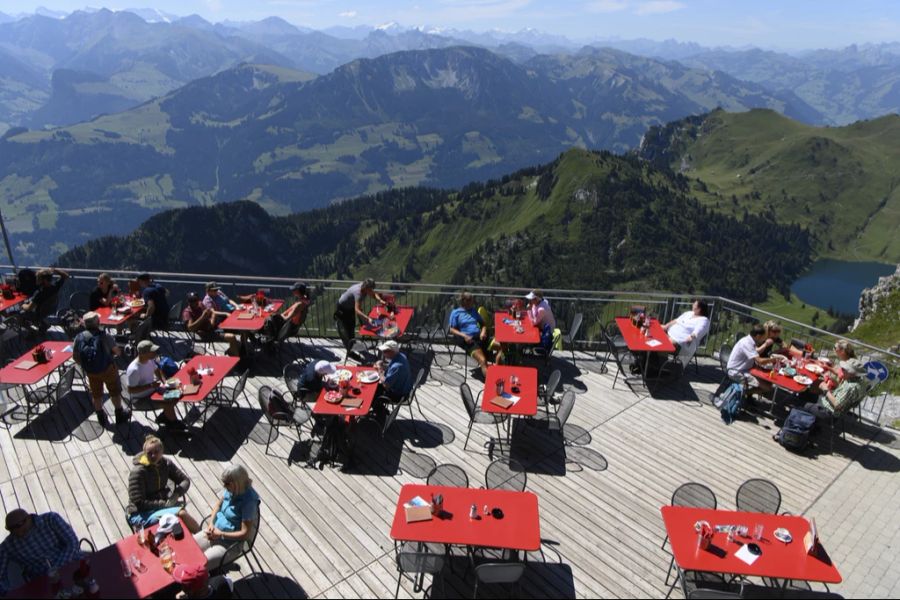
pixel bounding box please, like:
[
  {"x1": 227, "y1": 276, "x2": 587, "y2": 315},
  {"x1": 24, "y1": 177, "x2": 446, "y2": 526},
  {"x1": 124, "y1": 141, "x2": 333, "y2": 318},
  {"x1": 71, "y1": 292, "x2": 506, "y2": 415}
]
[
  {"x1": 151, "y1": 355, "x2": 239, "y2": 404},
  {"x1": 95, "y1": 304, "x2": 142, "y2": 327},
  {"x1": 661, "y1": 506, "x2": 841, "y2": 584},
  {"x1": 9, "y1": 519, "x2": 207, "y2": 599},
  {"x1": 615, "y1": 316, "x2": 676, "y2": 386},
  {"x1": 494, "y1": 312, "x2": 540, "y2": 345},
  {"x1": 391, "y1": 484, "x2": 541, "y2": 551},
  {"x1": 751, "y1": 363, "x2": 820, "y2": 395},
  {"x1": 218, "y1": 301, "x2": 284, "y2": 332},
  {"x1": 0, "y1": 291, "x2": 28, "y2": 313},
  {"x1": 482, "y1": 365, "x2": 538, "y2": 417},
  {"x1": 0, "y1": 341, "x2": 73, "y2": 386},
  {"x1": 359, "y1": 305, "x2": 414, "y2": 338},
  {"x1": 312, "y1": 365, "x2": 380, "y2": 417}
]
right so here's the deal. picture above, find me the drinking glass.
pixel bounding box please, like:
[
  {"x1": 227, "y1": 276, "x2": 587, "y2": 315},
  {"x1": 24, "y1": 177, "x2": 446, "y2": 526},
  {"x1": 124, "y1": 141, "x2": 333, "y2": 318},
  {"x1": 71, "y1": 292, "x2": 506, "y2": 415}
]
[
  {"x1": 754, "y1": 524, "x2": 764, "y2": 541},
  {"x1": 726, "y1": 527, "x2": 735, "y2": 544}
]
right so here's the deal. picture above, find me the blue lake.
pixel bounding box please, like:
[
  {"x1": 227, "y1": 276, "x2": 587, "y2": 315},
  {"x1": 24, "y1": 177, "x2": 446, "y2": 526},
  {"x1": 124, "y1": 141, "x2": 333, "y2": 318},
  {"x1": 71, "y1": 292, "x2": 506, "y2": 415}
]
[{"x1": 790, "y1": 259, "x2": 896, "y2": 315}]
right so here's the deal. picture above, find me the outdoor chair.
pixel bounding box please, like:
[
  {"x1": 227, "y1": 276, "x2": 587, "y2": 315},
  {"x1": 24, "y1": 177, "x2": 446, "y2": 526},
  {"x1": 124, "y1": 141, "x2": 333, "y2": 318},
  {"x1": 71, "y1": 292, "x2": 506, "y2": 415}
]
[
  {"x1": 394, "y1": 547, "x2": 446, "y2": 598},
  {"x1": 473, "y1": 562, "x2": 526, "y2": 599},
  {"x1": 461, "y1": 383, "x2": 505, "y2": 455},
  {"x1": 718, "y1": 343, "x2": 733, "y2": 386},
  {"x1": 199, "y1": 370, "x2": 250, "y2": 425},
  {"x1": 201, "y1": 499, "x2": 264, "y2": 575},
  {"x1": 664, "y1": 483, "x2": 717, "y2": 589},
  {"x1": 484, "y1": 457, "x2": 527, "y2": 492},
  {"x1": 561, "y1": 312, "x2": 583, "y2": 367},
  {"x1": 735, "y1": 479, "x2": 781, "y2": 514},
  {"x1": 283, "y1": 360, "x2": 313, "y2": 406},
  {"x1": 257, "y1": 385, "x2": 309, "y2": 464},
  {"x1": 548, "y1": 390, "x2": 576, "y2": 448},
  {"x1": 67, "y1": 292, "x2": 90, "y2": 316},
  {"x1": 119, "y1": 372, "x2": 161, "y2": 438},
  {"x1": 538, "y1": 369, "x2": 561, "y2": 410},
  {"x1": 426, "y1": 463, "x2": 469, "y2": 488},
  {"x1": 605, "y1": 330, "x2": 641, "y2": 391}
]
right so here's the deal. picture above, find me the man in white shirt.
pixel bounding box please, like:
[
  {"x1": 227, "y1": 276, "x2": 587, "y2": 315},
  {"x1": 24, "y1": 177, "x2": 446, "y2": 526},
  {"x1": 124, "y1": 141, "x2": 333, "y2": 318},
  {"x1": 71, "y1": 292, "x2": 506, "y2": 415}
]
[
  {"x1": 727, "y1": 324, "x2": 774, "y2": 383},
  {"x1": 126, "y1": 340, "x2": 182, "y2": 428},
  {"x1": 663, "y1": 300, "x2": 710, "y2": 347}
]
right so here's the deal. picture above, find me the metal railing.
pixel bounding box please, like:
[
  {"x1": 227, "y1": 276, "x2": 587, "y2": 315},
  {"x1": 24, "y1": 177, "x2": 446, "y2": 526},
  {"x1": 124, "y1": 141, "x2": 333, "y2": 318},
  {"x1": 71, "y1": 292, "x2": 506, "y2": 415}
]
[{"x1": 5, "y1": 265, "x2": 897, "y2": 385}]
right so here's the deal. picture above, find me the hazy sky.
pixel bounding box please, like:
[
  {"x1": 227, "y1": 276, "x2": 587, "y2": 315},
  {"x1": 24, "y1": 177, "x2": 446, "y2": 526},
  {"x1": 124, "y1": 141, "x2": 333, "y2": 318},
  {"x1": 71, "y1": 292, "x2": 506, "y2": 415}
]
[{"x1": 2, "y1": 0, "x2": 898, "y2": 49}]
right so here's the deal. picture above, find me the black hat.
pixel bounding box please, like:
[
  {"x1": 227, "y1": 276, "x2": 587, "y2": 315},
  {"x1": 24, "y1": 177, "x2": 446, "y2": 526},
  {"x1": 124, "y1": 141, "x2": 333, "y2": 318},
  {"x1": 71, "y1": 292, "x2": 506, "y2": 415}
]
[
  {"x1": 187, "y1": 292, "x2": 200, "y2": 302},
  {"x1": 136, "y1": 273, "x2": 151, "y2": 281},
  {"x1": 291, "y1": 282, "x2": 307, "y2": 294}
]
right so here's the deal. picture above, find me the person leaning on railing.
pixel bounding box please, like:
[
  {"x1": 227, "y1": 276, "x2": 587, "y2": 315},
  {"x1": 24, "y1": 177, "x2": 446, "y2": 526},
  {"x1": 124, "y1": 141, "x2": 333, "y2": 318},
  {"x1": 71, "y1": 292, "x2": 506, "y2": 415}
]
[{"x1": 20, "y1": 267, "x2": 68, "y2": 329}]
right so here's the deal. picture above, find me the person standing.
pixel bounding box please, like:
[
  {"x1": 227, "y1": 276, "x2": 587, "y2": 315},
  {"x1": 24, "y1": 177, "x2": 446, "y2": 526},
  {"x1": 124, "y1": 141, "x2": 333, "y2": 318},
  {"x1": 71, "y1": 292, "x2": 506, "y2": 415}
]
[
  {"x1": 334, "y1": 279, "x2": 385, "y2": 356},
  {"x1": 136, "y1": 273, "x2": 169, "y2": 331},
  {"x1": 73, "y1": 311, "x2": 130, "y2": 427}
]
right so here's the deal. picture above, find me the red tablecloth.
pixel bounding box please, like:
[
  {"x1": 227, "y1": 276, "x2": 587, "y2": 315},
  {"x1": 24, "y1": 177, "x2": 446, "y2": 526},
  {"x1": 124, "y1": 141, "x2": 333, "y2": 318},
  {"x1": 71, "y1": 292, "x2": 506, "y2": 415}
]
[
  {"x1": 218, "y1": 301, "x2": 284, "y2": 332},
  {"x1": 661, "y1": 506, "x2": 841, "y2": 584},
  {"x1": 359, "y1": 306, "x2": 414, "y2": 338},
  {"x1": 0, "y1": 341, "x2": 73, "y2": 386},
  {"x1": 312, "y1": 365, "x2": 380, "y2": 417},
  {"x1": 614, "y1": 317, "x2": 676, "y2": 353},
  {"x1": 8, "y1": 519, "x2": 207, "y2": 599},
  {"x1": 391, "y1": 484, "x2": 540, "y2": 551},
  {"x1": 751, "y1": 363, "x2": 820, "y2": 394},
  {"x1": 482, "y1": 365, "x2": 538, "y2": 417},
  {"x1": 0, "y1": 292, "x2": 28, "y2": 313},
  {"x1": 493, "y1": 312, "x2": 541, "y2": 344},
  {"x1": 95, "y1": 304, "x2": 142, "y2": 327},
  {"x1": 150, "y1": 355, "x2": 239, "y2": 403}
]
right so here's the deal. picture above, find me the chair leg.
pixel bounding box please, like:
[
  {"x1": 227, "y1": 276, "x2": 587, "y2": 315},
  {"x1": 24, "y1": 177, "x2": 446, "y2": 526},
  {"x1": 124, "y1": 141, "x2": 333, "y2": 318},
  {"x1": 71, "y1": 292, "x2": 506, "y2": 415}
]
[
  {"x1": 264, "y1": 422, "x2": 275, "y2": 456},
  {"x1": 463, "y1": 420, "x2": 474, "y2": 451}
]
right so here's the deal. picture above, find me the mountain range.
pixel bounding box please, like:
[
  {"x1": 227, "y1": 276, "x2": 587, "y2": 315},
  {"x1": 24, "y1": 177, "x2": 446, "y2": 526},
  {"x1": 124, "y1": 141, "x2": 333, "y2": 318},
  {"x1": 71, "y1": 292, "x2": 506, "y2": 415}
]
[
  {"x1": 57, "y1": 148, "x2": 812, "y2": 306},
  {"x1": 0, "y1": 46, "x2": 824, "y2": 264}
]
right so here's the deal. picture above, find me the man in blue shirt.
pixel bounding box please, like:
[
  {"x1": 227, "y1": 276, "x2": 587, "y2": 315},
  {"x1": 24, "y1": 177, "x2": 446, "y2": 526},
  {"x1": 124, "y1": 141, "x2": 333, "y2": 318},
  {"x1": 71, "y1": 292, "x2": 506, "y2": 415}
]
[
  {"x1": 0, "y1": 509, "x2": 80, "y2": 595},
  {"x1": 377, "y1": 340, "x2": 413, "y2": 402},
  {"x1": 448, "y1": 291, "x2": 489, "y2": 378}
]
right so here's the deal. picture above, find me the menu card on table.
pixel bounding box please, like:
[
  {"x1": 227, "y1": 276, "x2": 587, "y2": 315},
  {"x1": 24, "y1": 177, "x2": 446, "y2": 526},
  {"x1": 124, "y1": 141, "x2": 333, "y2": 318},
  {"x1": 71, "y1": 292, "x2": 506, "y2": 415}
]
[
  {"x1": 404, "y1": 496, "x2": 433, "y2": 523},
  {"x1": 491, "y1": 393, "x2": 521, "y2": 409}
]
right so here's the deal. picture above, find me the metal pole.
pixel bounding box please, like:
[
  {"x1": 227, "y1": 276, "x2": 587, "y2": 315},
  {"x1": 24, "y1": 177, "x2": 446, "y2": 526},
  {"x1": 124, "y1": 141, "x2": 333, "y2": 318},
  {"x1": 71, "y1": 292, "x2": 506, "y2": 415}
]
[{"x1": 0, "y1": 207, "x2": 16, "y2": 272}]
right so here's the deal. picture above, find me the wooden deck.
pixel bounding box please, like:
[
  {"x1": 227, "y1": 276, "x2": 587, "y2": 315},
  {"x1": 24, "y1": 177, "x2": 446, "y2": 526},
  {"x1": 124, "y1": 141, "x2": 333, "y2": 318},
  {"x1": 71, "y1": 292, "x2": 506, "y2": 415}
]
[{"x1": 2, "y1": 330, "x2": 899, "y2": 599}]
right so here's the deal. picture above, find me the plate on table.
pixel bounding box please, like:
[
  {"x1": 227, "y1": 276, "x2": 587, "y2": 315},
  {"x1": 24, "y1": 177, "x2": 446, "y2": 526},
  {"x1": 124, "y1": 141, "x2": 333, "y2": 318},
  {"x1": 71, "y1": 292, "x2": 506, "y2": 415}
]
[
  {"x1": 129, "y1": 299, "x2": 145, "y2": 308},
  {"x1": 335, "y1": 369, "x2": 353, "y2": 382},
  {"x1": 773, "y1": 528, "x2": 792, "y2": 543},
  {"x1": 116, "y1": 306, "x2": 131, "y2": 314},
  {"x1": 357, "y1": 371, "x2": 379, "y2": 384},
  {"x1": 324, "y1": 390, "x2": 343, "y2": 404},
  {"x1": 793, "y1": 375, "x2": 813, "y2": 386},
  {"x1": 805, "y1": 363, "x2": 824, "y2": 375}
]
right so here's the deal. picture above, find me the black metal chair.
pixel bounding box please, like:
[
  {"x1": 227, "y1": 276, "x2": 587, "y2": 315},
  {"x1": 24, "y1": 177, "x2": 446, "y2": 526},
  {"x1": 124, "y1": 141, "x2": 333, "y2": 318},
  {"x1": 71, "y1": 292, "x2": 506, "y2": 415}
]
[
  {"x1": 426, "y1": 463, "x2": 469, "y2": 488},
  {"x1": 283, "y1": 360, "x2": 313, "y2": 406},
  {"x1": 561, "y1": 312, "x2": 583, "y2": 367},
  {"x1": 394, "y1": 547, "x2": 446, "y2": 598},
  {"x1": 68, "y1": 292, "x2": 90, "y2": 316},
  {"x1": 548, "y1": 390, "x2": 576, "y2": 449},
  {"x1": 201, "y1": 499, "x2": 264, "y2": 575},
  {"x1": 257, "y1": 385, "x2": 308, "y2": 464},
  {"x1": 664, "y1": 483, "x2": 717, "y2": 589},
  {"x1": 538, "y1": 369, "x2": 561, "y2": 410},
  {"x1": 718, "y1": 343, "x2": 733, "y2": 386},
  {"x1": 735, "y1": 479, "x2": 781, "y2": 514},
  {"x1": 200, "y1": 370, "x2": 250, "y2": 425},
  {"x1": 473, "y1": 562, "x2": 526, "y2": 599},
  {"x1": 484, "y1": 458, "x2": 526, "y2": 492},
  {"x1": 461, "y1": 383, "x2": 505, "y2": 455},
  {"x1": 604, "y1": 330, "x2": 641, "y2": 391}
]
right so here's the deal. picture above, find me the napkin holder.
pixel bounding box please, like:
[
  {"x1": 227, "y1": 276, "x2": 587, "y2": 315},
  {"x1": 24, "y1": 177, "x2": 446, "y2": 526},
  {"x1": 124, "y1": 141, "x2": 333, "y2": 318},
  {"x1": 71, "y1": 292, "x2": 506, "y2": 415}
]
[
  {"x1": 491, "y1": 395, "x2": 514, "y2": 409},
  {"x1": 405, "y1": 504, "x2": 433, "y2": 523}
]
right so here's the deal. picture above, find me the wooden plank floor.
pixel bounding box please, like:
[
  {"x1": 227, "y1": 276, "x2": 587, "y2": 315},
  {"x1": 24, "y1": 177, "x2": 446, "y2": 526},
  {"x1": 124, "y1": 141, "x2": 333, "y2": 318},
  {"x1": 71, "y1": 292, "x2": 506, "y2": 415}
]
[{"x1": 1, "y1": 329, "x2": 898, "y2": 598}]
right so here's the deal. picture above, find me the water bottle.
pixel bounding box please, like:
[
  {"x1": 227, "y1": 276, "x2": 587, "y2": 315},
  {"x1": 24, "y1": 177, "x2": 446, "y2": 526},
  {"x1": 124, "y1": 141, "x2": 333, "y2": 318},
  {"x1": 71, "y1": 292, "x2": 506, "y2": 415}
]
[
  {"x1": 469, "y1": 504, "x2": 477, "y2": 520},
  {"x1": 496, "y1": 378, "x2": 504, "y2": 395}
]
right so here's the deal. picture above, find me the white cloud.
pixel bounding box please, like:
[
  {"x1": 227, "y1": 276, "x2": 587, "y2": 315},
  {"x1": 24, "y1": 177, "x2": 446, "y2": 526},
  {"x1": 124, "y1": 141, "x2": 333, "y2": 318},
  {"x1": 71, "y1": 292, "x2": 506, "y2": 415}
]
[
  {"x1": 339, "y1": 10, "x2": 357, "y2": 17},
  {"x1": 634, "y1": 1, "x2": 685, "y2": 15},
  {"x1": 586, "y1": 0, "x2": 629, "y2": 13}
]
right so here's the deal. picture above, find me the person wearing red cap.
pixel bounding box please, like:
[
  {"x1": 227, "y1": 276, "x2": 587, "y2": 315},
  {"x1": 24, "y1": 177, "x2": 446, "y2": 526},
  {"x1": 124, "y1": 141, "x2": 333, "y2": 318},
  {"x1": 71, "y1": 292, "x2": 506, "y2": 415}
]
[{"x1": 173, "y1": 563, "x2": 233, "y2": 599}]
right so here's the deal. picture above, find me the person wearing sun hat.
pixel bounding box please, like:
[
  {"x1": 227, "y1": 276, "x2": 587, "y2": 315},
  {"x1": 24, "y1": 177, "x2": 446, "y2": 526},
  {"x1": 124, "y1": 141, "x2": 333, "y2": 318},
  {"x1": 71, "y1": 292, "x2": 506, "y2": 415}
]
[
  {"x1": 802, "y1": 357, "x2": 867, "y2": 424},
  {"x1": 173, "y1": 562, "x2": 234, "y2": 599},
  {"x1": 376, "y1": 340, "x2": 412, "y2": 403}
]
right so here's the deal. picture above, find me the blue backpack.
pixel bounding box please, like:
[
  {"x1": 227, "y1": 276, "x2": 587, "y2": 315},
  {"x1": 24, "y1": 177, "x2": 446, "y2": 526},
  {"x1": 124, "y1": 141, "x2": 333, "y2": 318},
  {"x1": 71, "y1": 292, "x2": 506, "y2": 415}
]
[
  {"x1": 77, "y1": 331, "x2": 112, "y2": 374},
  {"x1": 716, "y1": 382, "x2": 744, "y2": 425},
  {"x1": 157, "y1": 356, "x2": 180, "y2": 378},
  {"x1": 777, "y1": 408, "x2": 817, "y2": 451}
]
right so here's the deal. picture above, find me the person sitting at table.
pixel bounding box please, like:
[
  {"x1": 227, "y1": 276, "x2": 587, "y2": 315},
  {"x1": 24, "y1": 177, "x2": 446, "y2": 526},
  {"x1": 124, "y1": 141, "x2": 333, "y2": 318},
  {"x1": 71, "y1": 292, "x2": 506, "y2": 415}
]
[
  {"x1": 202, "y1": 282, "x2": 237, "y2": 315},
  {"x1": 0, "y1": 508, "x2": 80, "y2": 596},
  {"x1": 193, "y1": 464, "x2": 260, "y2": 572},
  {"x1": 298, "y1": 360, "x2": 336, "y2": 400},
  {"x1": 800, "y1": 358, "x2": 867, "y2": 429},
  {"x1": 662, "y1": 299, "x2": 710, "y2": 366},
  {"x1": 88, "y1": 272, "x2": 119, "y2": 310},
  {"x1": 449, "y1": 291, "x2": 490, "y2": 378},
  {"x1": 334, "y1": 278, "x2": 385, "y2": 357},
  {"x1": 174, "y1": 563, "x2": 234, "y2": 599},
  {"x1": 526, "y1": 290, "x2": 557, "y2": 353},
  {"x1": 20, "y1": 267, "x2": 69, "y2": 330},
  {"x1": 126, "y1": 340, "x2": 182, "y2": 428},
  {"x1": 74, "y1": 311, "x2": 130, "y2": 427},
  {"x1": 136, "y1": 273, "x2": 170, "y2": 331},
  {"x1": 127, "y1": 434, "x2": 200, "y2": 533},
  {"x1": 281, "y1": 282, "x2": 311, "y2": 330},
  {"x1": 183, "y1": 293, "x2": 240, "y2": 356},
  {"x1": 376, "y1": 340, "x2": 413, "y2": 403},
  {"x1": 726, "y1": 324, "x2": 776, "y2": 398}
]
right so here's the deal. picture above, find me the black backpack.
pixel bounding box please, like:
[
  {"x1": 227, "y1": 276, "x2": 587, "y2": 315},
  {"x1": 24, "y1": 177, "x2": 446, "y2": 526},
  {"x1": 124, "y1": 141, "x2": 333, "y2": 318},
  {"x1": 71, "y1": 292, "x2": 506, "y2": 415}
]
[
  {"x1": 777, "y1": 408, "x2": 817, "y2": 451},
  {"x1": 17, "y1": 268, "x2": 36, "y2": 296},
  {"x1": 76, "y1": 330, "x2": 112, "y2": 375}
]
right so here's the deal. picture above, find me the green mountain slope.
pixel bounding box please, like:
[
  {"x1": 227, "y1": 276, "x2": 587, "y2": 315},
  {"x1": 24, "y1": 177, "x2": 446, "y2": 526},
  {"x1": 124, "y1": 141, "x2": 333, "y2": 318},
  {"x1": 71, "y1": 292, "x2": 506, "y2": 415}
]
[
  {"x1": 2, "y1": 48, "x2": 823, "y2": 264},
  {"x1": 638, "y1": 109, "x2": 900, "y2": 263},
  {"x1": 58, "y1": 149, "x2": 812, "y2": 305}
]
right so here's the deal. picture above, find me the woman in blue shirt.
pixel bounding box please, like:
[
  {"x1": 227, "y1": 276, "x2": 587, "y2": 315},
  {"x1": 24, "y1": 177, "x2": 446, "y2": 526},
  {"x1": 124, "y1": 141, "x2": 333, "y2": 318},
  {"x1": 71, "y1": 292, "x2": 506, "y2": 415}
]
[{"x1": 194, "y1": 465, "x2": 260, "y2": 571}]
